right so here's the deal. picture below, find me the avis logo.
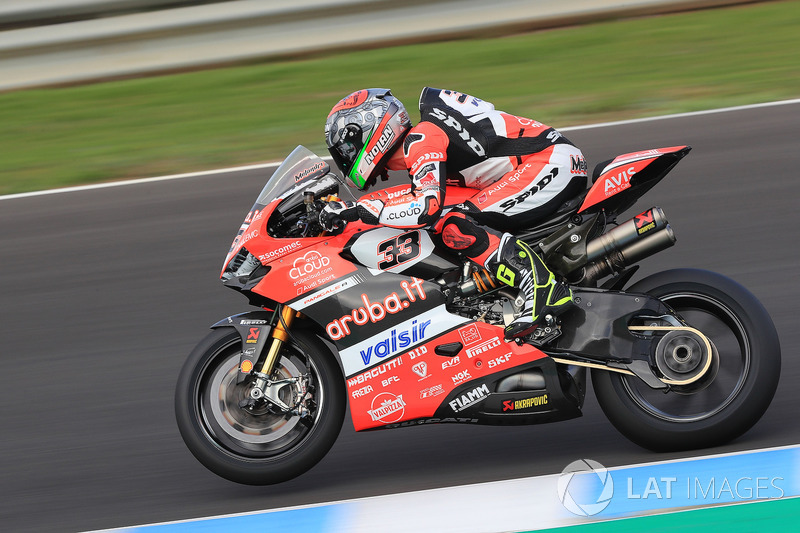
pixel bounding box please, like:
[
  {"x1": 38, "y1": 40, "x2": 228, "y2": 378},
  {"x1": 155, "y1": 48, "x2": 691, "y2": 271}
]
[
  {"x1": 289, "y1": 250, "x2": 330, "y2": 279},
  {"x1": 604, "y1": 166, "x2": 637, "y2": 195}
]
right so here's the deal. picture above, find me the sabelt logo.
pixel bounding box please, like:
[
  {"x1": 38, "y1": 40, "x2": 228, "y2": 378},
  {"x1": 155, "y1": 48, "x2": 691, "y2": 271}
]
[
  {"x1": 289, "y1": 250, "x2": 330, "y2": 279},
  {"x1": 420, "y1": 384, "x2": 444, "y2": 399},
  {"x1": 326, "y1": 278, "x2": 427, "y2": 340},
  {"x1": 367, "y1": 392, "x2": 406, "y2": 423}
]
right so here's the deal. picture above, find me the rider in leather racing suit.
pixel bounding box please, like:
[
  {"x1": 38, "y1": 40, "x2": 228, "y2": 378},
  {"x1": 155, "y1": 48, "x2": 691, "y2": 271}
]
[{"x1": 321, "y1": 88, "x2": 588, "y2": 341}]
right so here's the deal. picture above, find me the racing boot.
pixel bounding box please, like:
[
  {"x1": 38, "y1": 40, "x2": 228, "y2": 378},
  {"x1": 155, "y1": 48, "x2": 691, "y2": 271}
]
[{"x1": 489, "y1": 237, "x2": 574, "y2": 342}]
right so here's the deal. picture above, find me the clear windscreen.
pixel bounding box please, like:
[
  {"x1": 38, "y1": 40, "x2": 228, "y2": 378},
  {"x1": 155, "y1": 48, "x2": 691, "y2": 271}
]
[{"x1": 255, "y1": 145, "x2": 355, "y2": 206}]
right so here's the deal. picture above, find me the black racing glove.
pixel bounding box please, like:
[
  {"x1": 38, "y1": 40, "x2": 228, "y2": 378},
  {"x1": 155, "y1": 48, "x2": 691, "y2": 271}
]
[{"x1": 319, "y1": 200, "x2": 359, "y2": 234}]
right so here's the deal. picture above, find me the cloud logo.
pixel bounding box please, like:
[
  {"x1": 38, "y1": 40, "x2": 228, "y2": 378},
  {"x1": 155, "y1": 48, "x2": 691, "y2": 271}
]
[{"x1": 557, "y1": 459, "x2": 613, "y2": 516}]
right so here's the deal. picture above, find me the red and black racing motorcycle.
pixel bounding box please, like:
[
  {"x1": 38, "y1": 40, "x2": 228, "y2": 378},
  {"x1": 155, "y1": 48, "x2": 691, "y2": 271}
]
[{"x1": 175, "y1": 145, "x2": 780, "y2": 485}]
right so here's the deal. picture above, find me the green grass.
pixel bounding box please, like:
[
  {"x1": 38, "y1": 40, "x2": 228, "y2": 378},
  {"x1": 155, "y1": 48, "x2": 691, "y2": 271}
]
[{"x1": 1, "y1": 1, "x2": 798, "y2": 194}]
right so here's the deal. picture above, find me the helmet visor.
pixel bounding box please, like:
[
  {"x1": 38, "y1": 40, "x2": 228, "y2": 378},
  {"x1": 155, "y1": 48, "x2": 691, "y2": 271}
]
[{"x1": 329, "y1": 124, "x2": 366, "y2": 187}]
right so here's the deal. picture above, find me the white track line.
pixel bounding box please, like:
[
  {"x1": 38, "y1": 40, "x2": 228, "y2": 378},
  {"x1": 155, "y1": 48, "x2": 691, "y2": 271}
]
[{"x1": 3, "y1": 98, "x2": 799, "y2": 202}]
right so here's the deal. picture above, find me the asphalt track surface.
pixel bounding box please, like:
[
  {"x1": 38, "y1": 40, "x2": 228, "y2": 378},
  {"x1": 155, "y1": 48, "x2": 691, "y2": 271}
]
[{"x1": 2, "y1": 102, "x2": 798, "y2": 532}]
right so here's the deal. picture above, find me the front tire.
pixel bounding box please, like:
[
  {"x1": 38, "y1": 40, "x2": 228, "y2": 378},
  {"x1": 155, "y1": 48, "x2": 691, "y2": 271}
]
[
  {"x1": 175, "y1": 327, "x2": 345, "y2": 484},
  {"x1": 592, "y1": 269, "x2": 780, "y2": 451}
]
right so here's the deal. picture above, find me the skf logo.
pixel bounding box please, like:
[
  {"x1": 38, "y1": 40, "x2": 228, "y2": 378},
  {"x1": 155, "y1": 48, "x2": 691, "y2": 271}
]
[{"x1": 246, "y1": 328, "x2": 260, "y2": 344}]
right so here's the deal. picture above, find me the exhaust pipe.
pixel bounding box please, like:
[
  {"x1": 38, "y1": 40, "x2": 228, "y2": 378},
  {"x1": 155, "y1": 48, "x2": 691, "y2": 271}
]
[{"x1": 583, "y1": 207, "x2": 676, "y2": 282}]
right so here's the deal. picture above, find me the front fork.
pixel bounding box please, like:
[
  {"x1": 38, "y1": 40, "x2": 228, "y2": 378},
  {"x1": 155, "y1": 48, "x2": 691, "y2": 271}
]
[{"x1": 244, "y1": 305, "x2": 310, "y2": 416}]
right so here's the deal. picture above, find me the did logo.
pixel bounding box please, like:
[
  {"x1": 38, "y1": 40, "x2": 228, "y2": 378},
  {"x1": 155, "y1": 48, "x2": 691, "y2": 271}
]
[{"x1": 557, "y1": 459, "x2": 613, "y2": 516}]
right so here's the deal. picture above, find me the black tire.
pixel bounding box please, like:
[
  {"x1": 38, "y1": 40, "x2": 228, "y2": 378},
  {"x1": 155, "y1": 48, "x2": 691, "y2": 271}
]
[
  {"x1": 592, "y1": 269, "x2": 780, "y2": 451},
  {"x1": 175, "y1": 327, "x2": 345, "y2": 485}
]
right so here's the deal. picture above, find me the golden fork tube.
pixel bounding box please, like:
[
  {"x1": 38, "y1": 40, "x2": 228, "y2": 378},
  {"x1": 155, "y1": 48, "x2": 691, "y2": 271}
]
[{"x1": 259, "y1": 305, "x2": 297, "y2": 376}]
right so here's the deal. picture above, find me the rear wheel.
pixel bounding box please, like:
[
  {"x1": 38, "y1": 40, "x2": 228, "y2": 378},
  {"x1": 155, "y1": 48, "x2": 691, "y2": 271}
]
[
  {"x1": 175, "y1": 327, "x2": 345, "y2": 484},
  {"x1": 592, "y1": 269, "x2": 780, "y2": 451}
]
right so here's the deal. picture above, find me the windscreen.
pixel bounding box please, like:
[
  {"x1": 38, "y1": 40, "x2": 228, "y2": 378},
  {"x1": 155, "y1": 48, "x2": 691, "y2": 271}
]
[{"x1": 256, "y1": 146, "x2": 337, "y2": 205}]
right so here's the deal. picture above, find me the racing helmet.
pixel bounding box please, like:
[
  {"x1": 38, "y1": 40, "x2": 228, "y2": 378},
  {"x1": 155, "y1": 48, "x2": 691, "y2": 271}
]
[{"x1": 325, "y1": 88, "x2": 411, "y2": 189}]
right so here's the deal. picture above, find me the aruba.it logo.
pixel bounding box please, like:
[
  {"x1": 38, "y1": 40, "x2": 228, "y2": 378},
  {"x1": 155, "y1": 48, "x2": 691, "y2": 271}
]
[{"x1": 557, "y1": 459, "x2": 614, "y2": 516}]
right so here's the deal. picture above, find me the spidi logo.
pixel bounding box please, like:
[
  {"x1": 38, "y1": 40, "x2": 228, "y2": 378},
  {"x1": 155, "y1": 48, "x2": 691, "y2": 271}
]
[{"x1": 558, "y1": 459, "x2": 614, "y2": 516}]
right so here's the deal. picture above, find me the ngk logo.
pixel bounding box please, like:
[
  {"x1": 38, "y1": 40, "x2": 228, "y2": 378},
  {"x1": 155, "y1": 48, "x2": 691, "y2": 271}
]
[{"x1": 289, "y1": 251, "x2": 330, "y2": 279}]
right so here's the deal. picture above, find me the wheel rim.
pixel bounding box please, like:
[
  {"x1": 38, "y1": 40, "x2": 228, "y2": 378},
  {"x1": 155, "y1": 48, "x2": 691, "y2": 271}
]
[
  {"x1": 620, "y1": 292, "x2": 750, "y2": 422},
  {"x1": 195, "y1": 337, "x2": 324, "y2": 459}
]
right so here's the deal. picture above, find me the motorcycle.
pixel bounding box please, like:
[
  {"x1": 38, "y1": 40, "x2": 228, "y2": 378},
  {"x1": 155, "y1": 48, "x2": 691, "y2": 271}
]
[{"x1": 175, "y1": 145, "x2": 780, "y2": 485}]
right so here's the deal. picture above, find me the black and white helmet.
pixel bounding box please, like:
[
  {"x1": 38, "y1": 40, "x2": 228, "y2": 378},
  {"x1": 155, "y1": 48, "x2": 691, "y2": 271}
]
[{"x1": 324, "y1": 88, "x2": 411, "y2": 189}]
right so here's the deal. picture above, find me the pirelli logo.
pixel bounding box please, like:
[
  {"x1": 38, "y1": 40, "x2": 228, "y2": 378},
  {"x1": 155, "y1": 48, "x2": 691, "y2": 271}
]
[{"x1": 466, "y1": 337, "x2": 501, "y2": 358}]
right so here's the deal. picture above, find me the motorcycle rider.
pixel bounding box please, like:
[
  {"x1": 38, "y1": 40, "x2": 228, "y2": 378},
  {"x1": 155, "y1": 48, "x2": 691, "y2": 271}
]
[{"x1": 321, "y1": 88, "x2": 588, "y2": 341}]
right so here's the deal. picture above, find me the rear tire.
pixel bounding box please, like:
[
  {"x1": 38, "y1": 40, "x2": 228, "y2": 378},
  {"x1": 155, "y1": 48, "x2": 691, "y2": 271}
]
[
  {"x1": 592, "y1": 269, "x2": 780, "y2": 451},
  {"x1": 175, "y1": 327, "x2": 345, "y2": 484}
]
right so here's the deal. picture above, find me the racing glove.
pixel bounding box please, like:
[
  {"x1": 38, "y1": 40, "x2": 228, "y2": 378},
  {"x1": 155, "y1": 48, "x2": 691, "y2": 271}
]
[{"x1": 319, "y1": 200, "x2": 359, "y2": 234}]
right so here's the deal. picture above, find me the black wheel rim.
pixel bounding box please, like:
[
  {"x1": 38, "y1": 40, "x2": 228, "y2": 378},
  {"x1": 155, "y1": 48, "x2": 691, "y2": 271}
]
[
  {"x1": 620, "y1": 291, "x2": 750, "y2": 422},
  {"x1": 194, "y1": 337, "x2": 324, "y2": 459}
]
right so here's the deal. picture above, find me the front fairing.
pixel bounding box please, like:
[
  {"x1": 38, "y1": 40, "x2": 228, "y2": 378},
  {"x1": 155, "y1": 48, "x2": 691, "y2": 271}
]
[{"x1": 221, "y1": 146, "x2": 355, "y2": 284}]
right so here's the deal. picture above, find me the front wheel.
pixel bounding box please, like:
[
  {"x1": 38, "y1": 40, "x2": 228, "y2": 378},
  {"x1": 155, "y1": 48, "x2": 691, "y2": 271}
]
[
  {"x1": 175, "y1": 327, "x2": 345, "y2": 484},
  {"x1": 592, "y1": 269, "x2": 780, "y2": 451}
]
